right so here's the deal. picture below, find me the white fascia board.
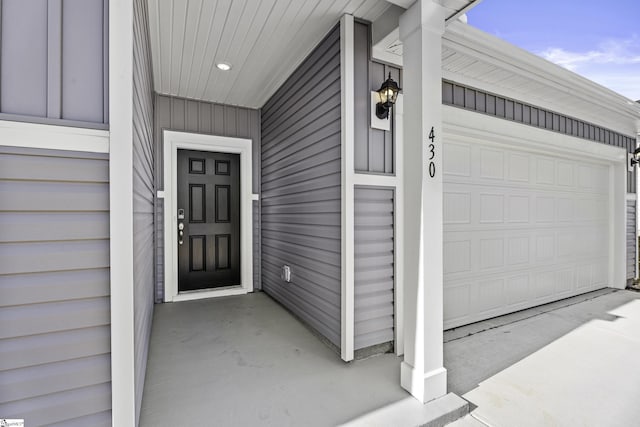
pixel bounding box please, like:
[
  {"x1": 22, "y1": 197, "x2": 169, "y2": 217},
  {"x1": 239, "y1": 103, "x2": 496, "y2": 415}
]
[{"x1": 443, "y1": 22, "x2": 640, "y2": 129}]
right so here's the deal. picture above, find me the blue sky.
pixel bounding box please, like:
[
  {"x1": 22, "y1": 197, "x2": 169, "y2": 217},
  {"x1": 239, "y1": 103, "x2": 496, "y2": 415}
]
[{"x1": 466, "y1": 0, "x2": 640, "y2": 101}]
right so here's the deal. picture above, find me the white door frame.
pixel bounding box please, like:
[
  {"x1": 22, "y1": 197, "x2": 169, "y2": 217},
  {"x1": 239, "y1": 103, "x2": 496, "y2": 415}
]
[{"x1": 163, "y1": 130, "x2": 253, "y2": 302}]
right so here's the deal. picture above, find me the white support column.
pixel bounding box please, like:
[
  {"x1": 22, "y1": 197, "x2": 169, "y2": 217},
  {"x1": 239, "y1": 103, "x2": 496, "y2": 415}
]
[
  {"x1": 110, "y1": 0, "x2": 136, "y2": 425},
  {"x1": 398, "y1": 0, "x2": 447, "y2": 403}
]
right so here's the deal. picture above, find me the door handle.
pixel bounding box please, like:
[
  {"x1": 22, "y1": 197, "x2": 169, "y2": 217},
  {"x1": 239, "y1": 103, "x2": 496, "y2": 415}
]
[{"x1": 178, "y1": 209, "x2": 185, "y2": 246}]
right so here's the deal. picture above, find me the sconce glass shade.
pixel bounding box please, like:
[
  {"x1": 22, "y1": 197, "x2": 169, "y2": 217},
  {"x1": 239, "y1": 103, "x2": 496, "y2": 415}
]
[
  {"x1": 376, "y1": 72, "x2": 401, "y2": 119},
  {"x1": 632, "y1": 147, "x2": 640, "y2": 166},
  {"x1": 377, "y1": 73, "x2": 401, "y2": 104}
]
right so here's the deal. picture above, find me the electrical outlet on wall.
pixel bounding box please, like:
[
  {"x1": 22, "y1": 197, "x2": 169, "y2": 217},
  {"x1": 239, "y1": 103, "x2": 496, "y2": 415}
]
[{"x1": 281, "y1": 265, "x2": 292, "y2": 283}]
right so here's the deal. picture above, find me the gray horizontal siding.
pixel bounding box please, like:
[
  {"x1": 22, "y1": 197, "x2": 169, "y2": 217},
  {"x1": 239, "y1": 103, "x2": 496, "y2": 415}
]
[
  {"x1": 353, "y1": 21, "x2": 400, "y2": 175},
  {"x1": 442, "y1": 80, "x2": 637, "y2": 193},
  {"x1": 261, "y1": 24, "x2": 342, "y2": 348},
  {"x1": 154, "y1": 94, "x2": 261, "y2": 301},
  {"x1": 0, "y1": 0, "x2": 108, "y2": 127},
  {"x1": 628, "y1": 200, "x2": 637, "y2": 281},
  {"x1": 354, "y1": 187, "x2": 395, "y2": 350},
  {"x1": 133, "y1": 0, "x2": 155, "y2": 423},
  {"x1": 0, "y1": 146, "x2": 111, "y2": 426}
]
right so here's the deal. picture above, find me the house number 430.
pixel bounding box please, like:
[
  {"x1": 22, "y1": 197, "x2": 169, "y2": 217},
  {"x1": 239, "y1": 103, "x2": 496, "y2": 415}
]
[{"x1": 427, "y1": 127, "x2": 436, "y2": 178}]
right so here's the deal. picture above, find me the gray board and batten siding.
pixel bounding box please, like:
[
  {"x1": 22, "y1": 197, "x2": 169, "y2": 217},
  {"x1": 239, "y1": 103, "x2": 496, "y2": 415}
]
[
  {"x1": 154, "y1": 94, "x2": 262, "y2": 302},
  {"x1": 261, "y1": 24, "x2": 342, "y2": 349},
  {"x1": 352, "y1": 20, "x2": 399, "y2": 353},
  {"x1": 354, "y1": 187, "x2": 395, "y2": 351},
  {"x1": 354, "y1": 20, "x2": 401, "y2": 175},
  {"x1": 442, "y1": 80, "x2": 637, "y2": 193},
  {"x1": 0, "y1": 0, "x2": 109, "y2": 128},
  {"x1": 0, "y1": 146, "x2": 111, "y2": 426},
  {"x1": 133, "y1": 0, "x2": 155, "y2": 422}
]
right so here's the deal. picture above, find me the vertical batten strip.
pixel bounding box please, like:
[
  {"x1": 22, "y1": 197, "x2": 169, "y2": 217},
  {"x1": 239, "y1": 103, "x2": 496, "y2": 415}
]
[
  {"x1": 103, "y1": 0, "x2": 110, "y2": 124},
  {"x1": 340, "y1": 14, "x2": 355, "y2": 362},
  {"x1": 0, "y1": 0, "x2": 3, "y2": 108},
  {"x1": 47, "y1": 0, "x2": 62, "y2": 119}
]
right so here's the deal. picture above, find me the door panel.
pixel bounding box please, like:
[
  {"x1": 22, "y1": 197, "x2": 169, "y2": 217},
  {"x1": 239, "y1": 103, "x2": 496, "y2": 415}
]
[
  {"x1": 443, "y1": 139, "x2": 610, "y2": 329},
  {"x1": 177, "y1": 149, "x2": 240, "y2": 291}
]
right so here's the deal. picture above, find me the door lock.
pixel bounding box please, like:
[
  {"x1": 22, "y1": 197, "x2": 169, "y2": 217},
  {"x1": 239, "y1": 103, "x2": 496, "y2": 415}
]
[{"x1": 178, "y1": 209, "x2": 185, "y2": 246}]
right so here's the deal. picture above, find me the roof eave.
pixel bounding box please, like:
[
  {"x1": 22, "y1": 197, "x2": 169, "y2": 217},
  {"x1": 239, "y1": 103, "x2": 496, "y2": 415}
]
[{"x1": 444, "y1": 21, "x2": 640, "y2": 132}]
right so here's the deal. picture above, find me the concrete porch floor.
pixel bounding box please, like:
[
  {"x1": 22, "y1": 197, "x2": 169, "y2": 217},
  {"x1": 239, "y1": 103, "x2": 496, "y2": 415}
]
[
  {"x1": 140, "y1": 288, "x2": 640, "y2": 426},
  {"x1": 139, "y1": 291, "x2": 454, "y2": 427}
]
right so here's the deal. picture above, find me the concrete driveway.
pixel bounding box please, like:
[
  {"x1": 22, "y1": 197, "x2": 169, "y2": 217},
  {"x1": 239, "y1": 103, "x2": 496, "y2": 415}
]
[{"x1": 445, "y1": 289, "x2": 640, "y2": 427}]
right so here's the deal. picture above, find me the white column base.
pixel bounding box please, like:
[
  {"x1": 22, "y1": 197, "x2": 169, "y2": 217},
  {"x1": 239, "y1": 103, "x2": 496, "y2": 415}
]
[{"x1": 401, "y1": 361, "x2": 447, "y2": 403}]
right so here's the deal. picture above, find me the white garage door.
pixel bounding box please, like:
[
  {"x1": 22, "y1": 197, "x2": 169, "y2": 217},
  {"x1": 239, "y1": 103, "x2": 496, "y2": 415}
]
[{"x1": 443, "y1": 134, "x2": 611, "y2": 329}]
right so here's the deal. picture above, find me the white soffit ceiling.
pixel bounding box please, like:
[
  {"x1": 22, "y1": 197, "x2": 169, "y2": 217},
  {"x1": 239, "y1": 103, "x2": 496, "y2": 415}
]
[{"x1": 148, "y1": 0, "x2": 392, "y2": 109}]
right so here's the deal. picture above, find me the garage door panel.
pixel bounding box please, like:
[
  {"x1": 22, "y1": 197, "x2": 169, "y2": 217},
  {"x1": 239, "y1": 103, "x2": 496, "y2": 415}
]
[
  {"x1": 443, "y1": 142, "x2": 471, "y2": 177},
  {"x1": 480, "y1": 194, "x2": 505, "y2": 223},
  {"x1": 444, "y1": 138, "x2": 611, "y2": 329},
  {"x1": 444, "y1": 260, "x2": 607, "y2": 328},
  {"x1": 576, "y1": 264, "x2": 593, "y2": 291},
  {"x1": 556, "y1": 269, "x2": 574, "y2": 295},
  {"x1": 445, "y1": 185, "x2": 607, "y2": 231},
  {"x1": 445, "y1": 147, "x2": 609, "y2": 193},
  {"x1": 535, "y1": 158, "x2": 555, "y2": 185},
  {"x1": 505, "y1": 274, "x2": 529, "y2": 306},
  {"x1": 477, "y1": 278, "x2": 506, "y2": 312},
  {"x1": 508, "y1": 195, "x2": 529, "y2": 223},
  {"x1": 443, "y1": 192, "x2": 471, "y2": 224},
  {"x1": 557, "y1": 161, "x2": 575, "y2": 187},
  {"x1": 480, "y1": 238, "x2": 505, "y2": 269},
  {"x1": 444, "y1": 239, "x2": 472, "y2": 275},
  {"x1": 444, "y1": 283, "x2": 472, "y2": 322},
  {"x1": 479, "y1": 148, "x2": 505, "y2": 180},
  {"x1": 507, "y1": 153, "x2": 530, "y2": 183}
]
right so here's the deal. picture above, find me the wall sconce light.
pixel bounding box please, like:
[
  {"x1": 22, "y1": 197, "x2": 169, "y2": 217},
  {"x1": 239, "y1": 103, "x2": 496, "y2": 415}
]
[
  {"x1": 629, "y1": 147, "x2": 640, "y2": 171},
  {"x1": 375, "y1": 72, "x2": 402, "y2": 120}
]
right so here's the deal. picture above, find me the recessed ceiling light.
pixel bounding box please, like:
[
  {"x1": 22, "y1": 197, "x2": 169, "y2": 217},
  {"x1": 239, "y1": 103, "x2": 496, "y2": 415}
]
[{"x1": 216, "y1": 62, "x2": 232, "y2": 71}]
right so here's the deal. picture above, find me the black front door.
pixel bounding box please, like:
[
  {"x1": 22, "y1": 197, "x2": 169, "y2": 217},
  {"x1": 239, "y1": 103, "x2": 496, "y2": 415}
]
[{"x1": 177, "y1": 149, "x2": 240, "y2": 291}]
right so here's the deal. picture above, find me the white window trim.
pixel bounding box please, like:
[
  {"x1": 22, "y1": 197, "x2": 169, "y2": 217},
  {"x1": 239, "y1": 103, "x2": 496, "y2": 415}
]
[
  {"x1": 163, "y1": 130, "x2": 253, "y2": 302},
  {"x1": 0, "y1": 119, "x2": 109, "y2": 153}
]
